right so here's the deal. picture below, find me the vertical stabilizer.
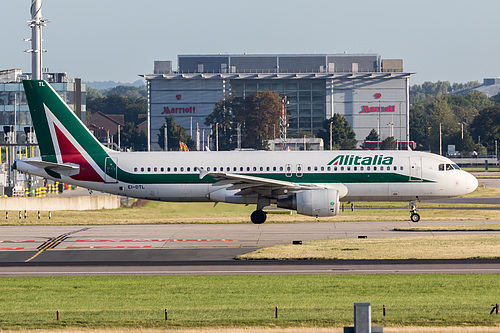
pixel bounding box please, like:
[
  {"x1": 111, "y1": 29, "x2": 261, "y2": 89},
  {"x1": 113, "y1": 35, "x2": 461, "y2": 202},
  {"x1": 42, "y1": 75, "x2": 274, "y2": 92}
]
[{"x1": 23, "y1": 80, "x2": 110, "y2": 182}]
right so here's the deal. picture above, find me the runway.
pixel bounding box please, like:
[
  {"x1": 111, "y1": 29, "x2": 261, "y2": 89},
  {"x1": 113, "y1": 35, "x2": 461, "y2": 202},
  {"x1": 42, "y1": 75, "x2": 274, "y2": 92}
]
[{"x1": 1, "y1": 220, "x2": 499, "y2": 276}]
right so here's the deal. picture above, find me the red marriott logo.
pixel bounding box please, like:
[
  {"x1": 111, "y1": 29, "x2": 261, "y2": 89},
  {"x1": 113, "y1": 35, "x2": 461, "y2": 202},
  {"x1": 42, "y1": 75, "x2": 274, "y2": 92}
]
[
  {"x1": 361, "y1": 105, "x2": 395, "y2": 113},
  {"x1": 162, "y1": 106, "x2": 196, "y2": 115}
]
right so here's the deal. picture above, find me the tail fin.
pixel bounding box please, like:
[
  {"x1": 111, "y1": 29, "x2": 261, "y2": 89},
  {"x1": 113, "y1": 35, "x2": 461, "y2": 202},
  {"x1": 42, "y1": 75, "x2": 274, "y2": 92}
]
[{"x1": 23, "y1": 80, "x2": 111, "y2": 182}]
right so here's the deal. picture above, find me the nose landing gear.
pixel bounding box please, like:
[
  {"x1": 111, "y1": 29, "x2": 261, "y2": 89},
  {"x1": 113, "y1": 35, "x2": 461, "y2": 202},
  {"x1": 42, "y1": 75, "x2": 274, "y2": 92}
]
[{"x1": 409, "y1": 200, "x2": 420, "y2": 222}]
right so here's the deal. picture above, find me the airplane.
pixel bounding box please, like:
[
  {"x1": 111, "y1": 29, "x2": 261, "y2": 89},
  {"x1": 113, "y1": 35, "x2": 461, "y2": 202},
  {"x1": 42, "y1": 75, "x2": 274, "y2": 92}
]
[{"x1": 14, "y1": 80, "x2": 479, "y2": 224}]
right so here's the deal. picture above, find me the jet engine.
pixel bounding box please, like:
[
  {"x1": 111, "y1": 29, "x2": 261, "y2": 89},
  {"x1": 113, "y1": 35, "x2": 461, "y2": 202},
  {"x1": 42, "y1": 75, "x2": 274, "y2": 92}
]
[{"x1": 277, "y1": 188, "x2": 340, "y2": 217}]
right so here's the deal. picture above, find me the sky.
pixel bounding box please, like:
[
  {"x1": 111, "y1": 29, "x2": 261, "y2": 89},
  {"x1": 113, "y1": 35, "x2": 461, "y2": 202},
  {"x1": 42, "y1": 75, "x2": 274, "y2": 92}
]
[{"x1": 2, "y1": 0, "x2": 499, "y2": 85}]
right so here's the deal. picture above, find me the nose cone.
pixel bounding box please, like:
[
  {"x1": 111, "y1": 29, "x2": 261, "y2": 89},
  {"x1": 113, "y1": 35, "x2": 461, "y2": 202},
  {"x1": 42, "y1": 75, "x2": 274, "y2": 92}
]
[{"x1": 465, "y1": 172, "x2": 479, "y2": 194}]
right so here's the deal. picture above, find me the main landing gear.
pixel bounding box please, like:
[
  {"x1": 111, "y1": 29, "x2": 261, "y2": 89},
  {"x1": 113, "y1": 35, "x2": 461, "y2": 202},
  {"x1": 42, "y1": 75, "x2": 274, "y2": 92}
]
[
  {"x1": 409, "y1": 200, "x2": 420, "y2": 222},
  {"x1": 251, "y1": 210, "x2": 267, "y2": 224}
]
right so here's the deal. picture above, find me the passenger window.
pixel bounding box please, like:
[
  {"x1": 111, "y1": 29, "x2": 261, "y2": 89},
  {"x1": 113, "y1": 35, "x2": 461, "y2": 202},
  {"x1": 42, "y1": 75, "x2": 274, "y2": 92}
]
[
  {"x1": 308, "y1": 166, "x2": 311, "y2": 171},
  {"x1": 341, "y1": 166, "x2": 344, "y2": 171},
  {"x1": 253, "y1": 167, "x2": 257, "y2": 171},
  {"x1": 180, "y1": 167, "x2": 184, "y2": 172},
  {"x1": 273, "y1": 166, "x2": 277, "y2": 171},
  {"x1": 393, "y1": 166, "x2": 397, "y2": 171},
  {"x1": 321, "y1": 166, "x2": 324, "y2": 171},
  {"x1": 279, "y1": 166, "x2": 283, "y2": 171},
  {"x1": 233, "y1": 167, "x2": 237, "y2": 172},
  {"x1": 240, "y1": 167, "x2": 244, "y2": 172},
  {"x1": 367, "y1": 166, "x2": 370, "y2": 171},
  {"x1": 266, "y1": 167, "x2": 270, "y2": 171},
  {"x1": 360, "y1": 166, "x2": 364, "y2": 171},
  {"x1": 400, "y1": 166, "x2": 403, "y2": 171},
  {"x1": 374, "y1": 166, "x2": 377, "y2": 171},
  {"x1": 134, "y1": 167, "x2": 138, "y2": 172},
  {"x1": 154, "y1": 167, "x2": 157, "y2": 172},
  {"x1": 334, "y1": 166, "x2": 338, "y2": 171},
  {"x1": 174, "y1": 167, "x2": 177, "y2": 172},
  {"x1": 247, "y1": 167, "x2": 250, "y2": 172},
  {"x1": 207, "y1": 167, "x2": 210, "y2": 171},
  {"x1": 147, "y1": 167, "x2": 151, "y2": 172},
  {"x1": 354, "y1": 166, "x2": 357, "y2": 171},
  {"x1": 187, "y1": 167, "x2": 190, "y2": 172},
  {"x1": 327, "y1": 166, "x2": 331, "y2": 171},
  {"x1": 260, "y1": 167, "x2": 263, "y2": 171},
  {"x1": 380, "y1": 166, "x2": 384, "y2": 171},
  {"x1": 347, "y1": 166, "x2": 351, "y2": 171},
  {"x1": 167, "y1": 167, "x2": 171, "y2": 172},
  {"x1": 140, "y1": 167, "x2": 144, "y2": 172},
  {"x1": 161, "y1": 167, "x2": 164, "y2": 172}
]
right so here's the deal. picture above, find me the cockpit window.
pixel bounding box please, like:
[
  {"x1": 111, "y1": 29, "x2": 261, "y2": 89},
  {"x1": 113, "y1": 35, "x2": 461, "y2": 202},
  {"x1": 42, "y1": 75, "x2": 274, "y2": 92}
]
[{"x1": 439, "y1": 163, "x2": 460, "y2": 171}]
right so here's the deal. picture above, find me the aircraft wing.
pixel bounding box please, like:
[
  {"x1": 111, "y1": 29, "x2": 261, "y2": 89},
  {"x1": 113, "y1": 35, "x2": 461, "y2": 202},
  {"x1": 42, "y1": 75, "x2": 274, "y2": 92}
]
[{"x1": 199, "y1": 169, "x2": 345, "y2": 197}]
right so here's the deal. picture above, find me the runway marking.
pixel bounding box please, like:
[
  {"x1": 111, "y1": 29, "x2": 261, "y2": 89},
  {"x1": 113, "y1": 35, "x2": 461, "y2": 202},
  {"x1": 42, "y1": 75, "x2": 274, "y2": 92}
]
[
  {"x1": 25, "y1": 228, "x2": 91, "y2": 263},
  {"x1": 66, "y1": 246, "x2": 153, "y2": 249},
  {"x1": 75, "y1": 239, "x2": 235, "y2": 242},
  {"x1": 0, "y1": 240, "x2": 35, "y2": 243}
]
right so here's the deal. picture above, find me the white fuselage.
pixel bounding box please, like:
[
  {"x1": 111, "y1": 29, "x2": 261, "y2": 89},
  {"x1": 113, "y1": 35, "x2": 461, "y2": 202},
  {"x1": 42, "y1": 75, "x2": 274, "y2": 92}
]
[{"x1": 17, "y1": 150, "x2": 478, "y2": 204}]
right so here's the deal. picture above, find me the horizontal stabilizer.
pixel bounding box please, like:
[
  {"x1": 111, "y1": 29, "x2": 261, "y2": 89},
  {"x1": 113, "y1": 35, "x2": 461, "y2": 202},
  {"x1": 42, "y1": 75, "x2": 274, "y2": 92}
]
[{"x1": 22, "y1": 160, "x2": 80, "y2": 177}]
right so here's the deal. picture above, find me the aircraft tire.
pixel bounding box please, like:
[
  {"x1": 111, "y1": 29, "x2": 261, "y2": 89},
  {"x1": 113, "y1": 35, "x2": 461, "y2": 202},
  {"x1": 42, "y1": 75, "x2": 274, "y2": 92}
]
[
  {"x1": 251, "y1": 210, "x2": 267, "y2": 224},
  {"x1": 410, "y1": 213, "x2": 420, "y2": 223}
]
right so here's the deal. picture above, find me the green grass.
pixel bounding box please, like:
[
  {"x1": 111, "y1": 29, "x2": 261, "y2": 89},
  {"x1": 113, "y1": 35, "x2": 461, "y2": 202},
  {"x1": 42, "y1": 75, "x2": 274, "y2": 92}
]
[
  {"x1": 237, "y1": 235, "x2": 500, "y2": 260},
  {"x1": 0, "y1": 181, "x2": 498, "y2": 226},
  {"x1": 0, "y1": 275, "x2": 499, "y2": 329}
]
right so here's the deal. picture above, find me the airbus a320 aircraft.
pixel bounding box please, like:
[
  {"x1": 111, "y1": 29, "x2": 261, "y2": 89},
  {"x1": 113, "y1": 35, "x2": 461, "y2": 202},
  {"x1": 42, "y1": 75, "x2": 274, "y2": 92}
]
[{"x1": 15, "y1": 80, "x2": 478, "y2": 224}]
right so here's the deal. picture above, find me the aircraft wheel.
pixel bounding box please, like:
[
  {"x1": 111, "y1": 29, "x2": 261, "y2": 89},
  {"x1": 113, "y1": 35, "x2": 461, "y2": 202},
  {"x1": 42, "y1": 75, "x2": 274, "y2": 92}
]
[
  {"x1": 251, "y1": 210, "x2": 267, "y2": 224},
  {"x1": 410, "y1": 213, "x2": 420, "y2": 223}
]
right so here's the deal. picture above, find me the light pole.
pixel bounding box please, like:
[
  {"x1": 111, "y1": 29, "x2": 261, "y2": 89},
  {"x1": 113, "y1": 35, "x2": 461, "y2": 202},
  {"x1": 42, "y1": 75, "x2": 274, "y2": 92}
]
[{"x1": 216, "y1": 122, "x2": 219, "y2": 152}]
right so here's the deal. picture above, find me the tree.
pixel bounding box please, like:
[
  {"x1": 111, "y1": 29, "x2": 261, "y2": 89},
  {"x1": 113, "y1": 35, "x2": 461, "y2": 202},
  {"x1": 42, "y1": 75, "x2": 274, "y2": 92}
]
[
  {"x1": 317, "y1": 114, "x2": 357, "y2": 150},
  {"x1": 236, "y1": 91, "x2": 282, "y2": 150},
  {"x1": 470, "y1": 106, "x2": 500, "y2": 153},
  {"x1": 380, "y1": 136, "x2": 397, "y2": 150},
  {"x1": 158, "y1": 115, "x2": 194, "y2": 151},
  {"x1": 204, "y1": 95, "x2": 239, "y2": 151},
  {"x1": 114, "y1": 121, "x2": 147, "y2": 151},
  {"x1": 205, "y1": 91, "x2": 282, "y2": 150},
  {"x1": 86, "y1": 93, "x2": 146, "y2": 123},
  {"x1": 365, "y1": 129, "x2": 379, "y2": 141}
]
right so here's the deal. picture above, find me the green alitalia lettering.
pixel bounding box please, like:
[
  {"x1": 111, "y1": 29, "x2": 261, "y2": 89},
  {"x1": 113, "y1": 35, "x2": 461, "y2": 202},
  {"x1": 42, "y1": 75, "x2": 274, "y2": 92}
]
[{"x1": 328, "y1": 154, "x2": 393, "y2": 166}]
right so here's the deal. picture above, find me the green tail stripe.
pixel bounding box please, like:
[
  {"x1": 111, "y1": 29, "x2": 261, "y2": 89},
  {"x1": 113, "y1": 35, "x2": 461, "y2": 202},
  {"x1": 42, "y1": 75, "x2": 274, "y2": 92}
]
[{"x1": 23, "y1": 80, "x2": 109, "y2": 169}]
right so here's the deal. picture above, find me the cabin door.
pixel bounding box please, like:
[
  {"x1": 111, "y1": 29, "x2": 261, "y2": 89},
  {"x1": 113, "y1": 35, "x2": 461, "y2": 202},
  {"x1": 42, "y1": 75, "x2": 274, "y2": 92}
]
[
  {"x1": 409, "y1": 156, "x2": 422, "y2": 181},
  {"x1": 104, "y1": 157, "x2": 118, "y2": 183}
]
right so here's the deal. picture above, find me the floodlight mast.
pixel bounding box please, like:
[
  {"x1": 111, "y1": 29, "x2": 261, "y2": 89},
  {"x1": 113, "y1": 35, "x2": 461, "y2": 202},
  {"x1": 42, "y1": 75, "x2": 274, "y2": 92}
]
[
  {"x1": 279, "y1": 96, "x2": 288, "y2": 151},
  {"x1": 29, "y1": 0, "x2": 47, "y2": 80}
]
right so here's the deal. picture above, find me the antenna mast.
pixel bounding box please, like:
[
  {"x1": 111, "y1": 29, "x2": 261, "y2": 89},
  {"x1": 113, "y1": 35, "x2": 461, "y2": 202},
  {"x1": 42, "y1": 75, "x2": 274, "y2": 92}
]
[{"x1": 28, "y1": 0, "x2": 48, "y2": 80}]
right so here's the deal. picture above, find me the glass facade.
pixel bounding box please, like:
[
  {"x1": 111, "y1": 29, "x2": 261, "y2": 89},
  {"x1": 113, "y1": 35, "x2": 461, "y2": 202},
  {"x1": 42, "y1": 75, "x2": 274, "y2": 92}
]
[
  {"x1": 230, "y1": 79, "x2": 326, "y2": 133},
  {"x1": 0, "y1": 82, "x2": 86, "y2": 144}
]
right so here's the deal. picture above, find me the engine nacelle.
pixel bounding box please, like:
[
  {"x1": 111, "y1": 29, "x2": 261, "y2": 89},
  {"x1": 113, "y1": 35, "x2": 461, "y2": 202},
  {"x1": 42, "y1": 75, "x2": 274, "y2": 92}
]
[{"x1": 277, "y1": 189, "x2": 340, "y2": 217}]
